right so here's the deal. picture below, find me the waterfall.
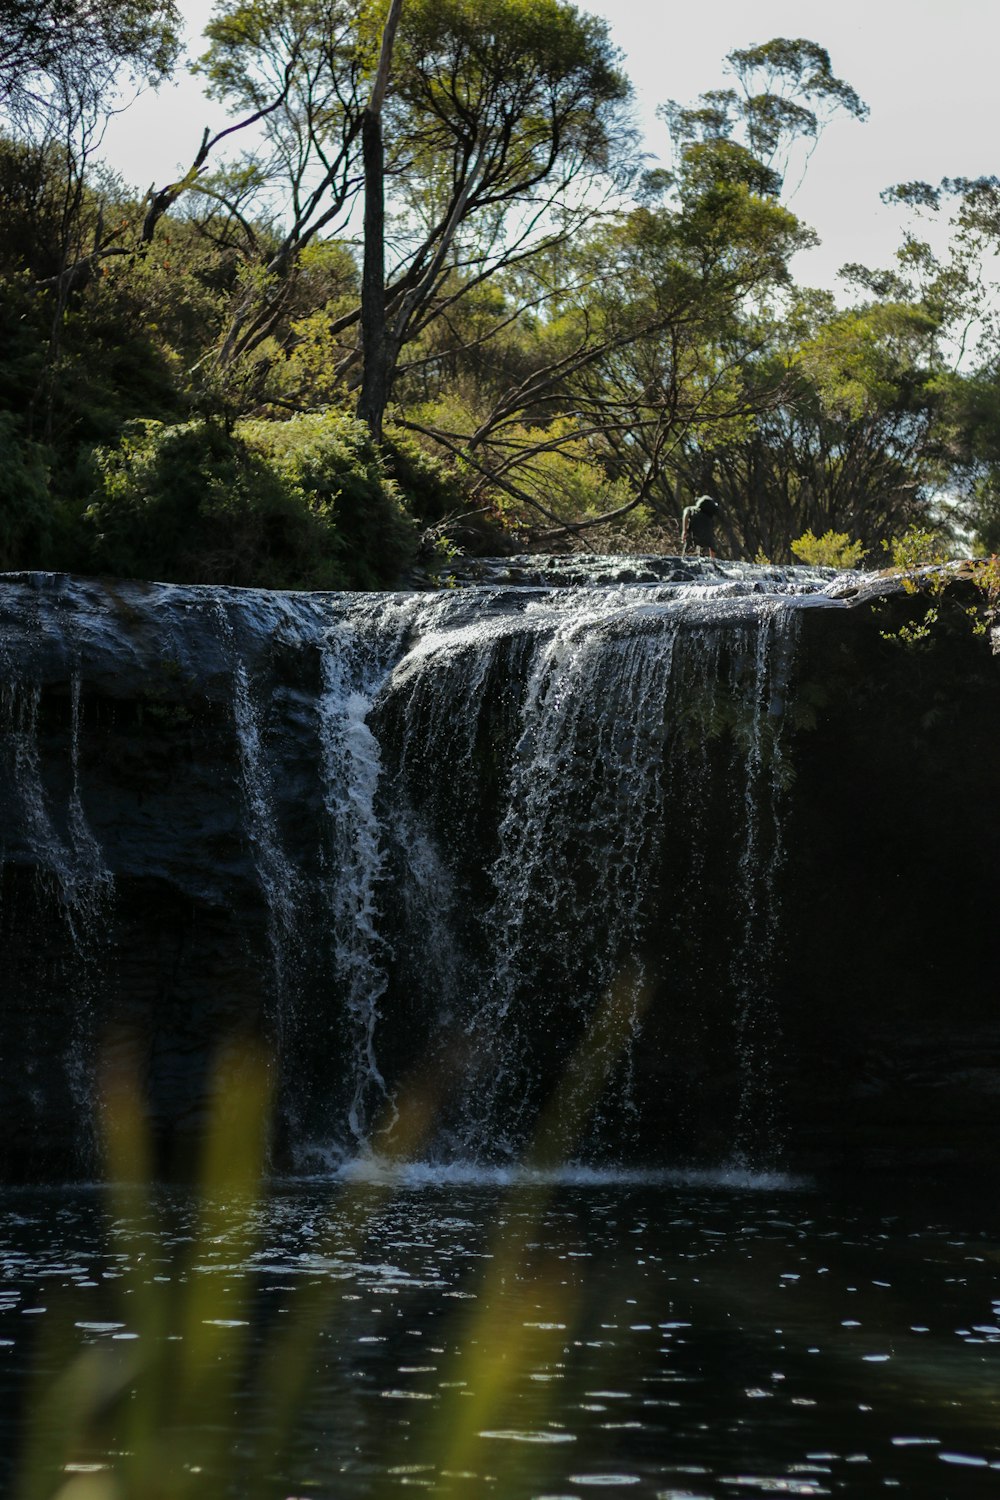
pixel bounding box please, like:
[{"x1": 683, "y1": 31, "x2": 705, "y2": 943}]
[
  {"x1": 215, "y1": 602, "x2": 303, "y2": 1032},
  {"x1": 2, "y1": 676, "x2": 110, "y2": 919},
  {"x1": 0, "y1": 563, "x2": 858, "y2": 1179},
  {"x1": 334, "y1": 578, "x2": 818, "y2": 1167},
  {"x1": 0, "y1": 661, "x2": 112, "y2": 1170},
  {"x1": 452, "y1": 596, "x2": 683, "y2": 1157},
  {"x1": 314, "y1": 594, "x2": 436, "y2": 1144},
  {"x1": 726, "y1": 603, "x2": 799, "y2": 1167}
]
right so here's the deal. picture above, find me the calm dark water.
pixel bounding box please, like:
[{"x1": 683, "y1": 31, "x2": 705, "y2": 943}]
[{"x1": 3, "y1": 1167, "x2": 1000, "y2": 1498}]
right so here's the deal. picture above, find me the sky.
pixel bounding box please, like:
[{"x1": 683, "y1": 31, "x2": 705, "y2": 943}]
[{"x1": 100, "y1": 0, "x2": 1000, "y2": 295}]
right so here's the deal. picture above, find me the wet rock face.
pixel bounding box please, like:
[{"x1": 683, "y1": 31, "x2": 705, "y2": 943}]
[
  {"x1": 775, "y1": 579, "x2": 1000, "y2": 1177},
  {"x1": 0, "y1": 568, "x2": 999, "y2": 1184},
  {"x1": 0, "y1": 576, "x2": 305, "y2": 1180}
]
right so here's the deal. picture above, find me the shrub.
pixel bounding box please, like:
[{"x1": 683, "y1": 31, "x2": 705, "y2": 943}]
[
  {"x1": 382, "y1": 428, "x2": 473, "y2": 527},
  {"x1": 790, "y1": 528, "x2": 866, "y2": 569},
  {"x1": 83, "y1": 412, "x2": 417, "y2": 590},
  {"x1": 244, "y1": 411, "x2": 417, "y2": 589},
  {"x1": 877, "y1": 527, "x2": 959, "y2": 646},
  {"x1": 880, "y1": 525, "x2": 953, "y2": 574}
]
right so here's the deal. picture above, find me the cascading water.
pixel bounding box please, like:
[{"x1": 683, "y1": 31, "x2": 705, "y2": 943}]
[
  {"x1": 0, "y1": 660, "x2": 113, "y2": 1169},
  {"x1": 363, "y1": 582, "x2": 811, "y2": 1169},
  {"x1": 0, "y1": 561, "x2": 858, "y2": 1179},
  {"x1": 422, "y1": 594, "x2": 684, "y2": 1158},
  {"x1": 726, "y1": 604, "x2": 798, "y2": 1166},
  {"x1": 3, "y1": 677, "x2": 111, "y2": 920},
  {"x1": 314, "y1": 594, "x2": 437, "y2": 1143},
  {"x1": 215, "y1": 603, "x2": 302, "y2": 1018}
]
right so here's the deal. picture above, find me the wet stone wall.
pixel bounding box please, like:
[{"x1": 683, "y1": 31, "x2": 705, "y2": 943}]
[{"x1": 0, "y1": 567, "x2": 998, "y2": 1183}]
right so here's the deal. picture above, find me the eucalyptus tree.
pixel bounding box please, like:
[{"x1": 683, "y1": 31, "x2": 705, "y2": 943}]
[
  {"x1": 0, "y1": 0, "x2": 182, "y2": 426},
  {"x1": 685, "y1": 172, "x2": 1000, "y2": 561},
  {"x1": 194, "y1": 0, "x2": 369, "y2": 384},
  {"x1": 0, "y1": 0, "x2": 182, "y2": 294},
  {"x1": 357, "y1": 0, "x2": 403, "y2": 438},
  {"x1": 877, "y1": 174, "x2": 1000, "y2": 552},
  {"x1": 550, "y1": 149, "x2": 812, "y2": 534},
  {"x1": 661, "y1": 37, "x2": 869, "y2": 199},
  {"x1": 369, "y1": 0, "x2": 633, "y2": 427},
  {"x1": 195, "y1": 0, "x2": 635, "y2": 425},
  {"x1": 392, "y1": 36, "x2": 871, "y2": 539},
  {"x1": 399, "y1": 147, "x2": 812, "y2": 536}
]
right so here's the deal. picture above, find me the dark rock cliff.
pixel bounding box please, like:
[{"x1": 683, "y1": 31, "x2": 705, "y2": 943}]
[{"x1": 1, "y1": 568, "x2": 998, "y2": 1184}]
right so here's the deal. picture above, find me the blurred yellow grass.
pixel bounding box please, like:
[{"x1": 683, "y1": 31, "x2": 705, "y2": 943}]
[{"x1": 18, "y1": 971, "x2": 646, "y2": 1500}]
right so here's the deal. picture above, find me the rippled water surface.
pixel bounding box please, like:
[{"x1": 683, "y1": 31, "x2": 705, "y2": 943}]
[{"x1": 3, "y1": 1172, "x2": 1000, "y2": 1497}]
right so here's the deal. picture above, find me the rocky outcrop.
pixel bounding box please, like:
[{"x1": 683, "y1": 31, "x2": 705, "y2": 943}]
[
  {"x1": 1, "y1": 566, "x2": 998, "y2": 1183},
  {"x1": 775, "y1": 568, "x2": 1000, "y2": 1177}
]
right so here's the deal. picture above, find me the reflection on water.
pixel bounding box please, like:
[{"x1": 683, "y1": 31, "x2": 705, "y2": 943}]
[{"x1": 3, "y1": 1171, "x2": 1000, "y2": 1497}]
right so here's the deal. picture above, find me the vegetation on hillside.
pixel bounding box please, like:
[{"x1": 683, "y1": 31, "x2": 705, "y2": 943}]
[{"x1": 2, "y1": 1, "x2": 1000, "y2": 586}]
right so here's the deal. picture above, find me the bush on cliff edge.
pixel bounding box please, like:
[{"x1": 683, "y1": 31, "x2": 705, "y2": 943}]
[{"x1": 82, "y1": 412, "x2": 418, "y2": 589}]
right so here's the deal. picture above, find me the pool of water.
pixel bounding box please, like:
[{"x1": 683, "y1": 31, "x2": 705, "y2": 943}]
[{"x1": 3, "y1": 1168, "x2": 1000, "y2": 1497}]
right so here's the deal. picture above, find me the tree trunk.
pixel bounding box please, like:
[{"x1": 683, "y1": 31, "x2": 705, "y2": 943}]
[
  {"x1": 357, "y1": 0, "x2": 404, "y2": 443},
  {"x1": 357, "y1": 106, "x2": 388, "y2": 440}
]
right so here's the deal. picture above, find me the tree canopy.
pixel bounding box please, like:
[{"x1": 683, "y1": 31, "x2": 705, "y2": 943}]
[
  {"x1": 1, "y1": 0, "x2": 180, "y2": 130},
  {"x1": 0, "y1": 10, "x2": 997, "y2": 584}
]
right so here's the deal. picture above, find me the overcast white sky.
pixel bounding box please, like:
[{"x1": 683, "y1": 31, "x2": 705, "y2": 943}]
[{"x1": 100, "y1": 0, "x2": 998, "y2": 293}]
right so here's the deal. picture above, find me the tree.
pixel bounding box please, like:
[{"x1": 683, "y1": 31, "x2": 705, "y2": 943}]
[
  {"x1": 0, "y1": 131, "x2": 183, "y2": 451},
  {"x1": 197, "y1": 0, "x2": 634, "y2": 412},
  {"x1": 372, "y1": 0, "x2": 632, "y2": 390},
  {"x1": 398, "y1": 158, "x2": 810, "y2": 538},
  {"x1": 81, "y1": 410, "x2": 417, "y2": 586},
  {"x1": 667, "y1": 294, "x2": 946, "y2": 560},
  {"x1": 383, "y1": 35, "x2": 870, "y2": 542},
  {"x1": 357, "y1": 0, "x2": 404, "y2": 439},
  {"x1": 877, "y1": 175, "x2": 1000, "y2": 553},
  {"x1": 661, "y1": 37, "x2": 868, "y2": 199},
  {"x1": 0, "y1": 0, "x2": 180, "y2": 134}
]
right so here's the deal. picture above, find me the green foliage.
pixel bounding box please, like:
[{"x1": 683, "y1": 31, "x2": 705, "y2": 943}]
[
  {"x1": 881, "y1": 607, "x2": 939, "y2": 648},
  {"x1": 0, "y1": 135, "x2": 77, "y2": 282},
  {"x1": 670, "y1": 287, "x2": 947, "y2": 563},
  {"x1": 790, "y1": 529, "x2": 866, "y2": 569},
  {"x1": 0, "y1": 412, "x2": 54, "y2": 568},
  {"x1": 0, "y1": 135, "x2": 189, "y2": 483},
  {"x1": 382, "y1": 427, "x2": 474, "y2": 527},
  {"x1": 876, "y1": 535, "x2": 999, "y2": 650},
  {"x1": 479, "y1": 416, "x2": 633, "y2": 530},
  {"x1": 881, "y1": 525, "x2": 953, "y2": 581},
  {"x1": 971, "y1": 552, "x2": 1000, "y2": 606},
  {"x1": 0, "y1": 9, "x2": 988, "y2": 577},
  {"x1": 972, "y1": 551, "x2": 1000, "y2": 596},
  {"x1": 84, "y1": 419, "x2": 307, "y2": 586},
  {"x1": 932, "y1": 368, "x2": 1000, "y2": 555},
  {"x1": 243, "y1": 409, "x2": 417, "y2": 587},
  {"x1": 82, "y1": 412, "x2": 417, "y2": 589},
  {"x1": 968, "y1": 476, "x2": 1000, "y2": 558},
  {"x1": 663, "y1": 37, "x2": 868, "y2": 198},
  {"x1": 395, "y1": 0, "x2": 631, "y2": 169},
  {"x1": 878, "y1": 527, "x2": 958, "y2": 648},
  {"x1": 0, "y1": 0, "x2": 181, "y2": 133},
  {"x1": 965, "y1": 553, "x2": 1000, "y2": 637}
]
